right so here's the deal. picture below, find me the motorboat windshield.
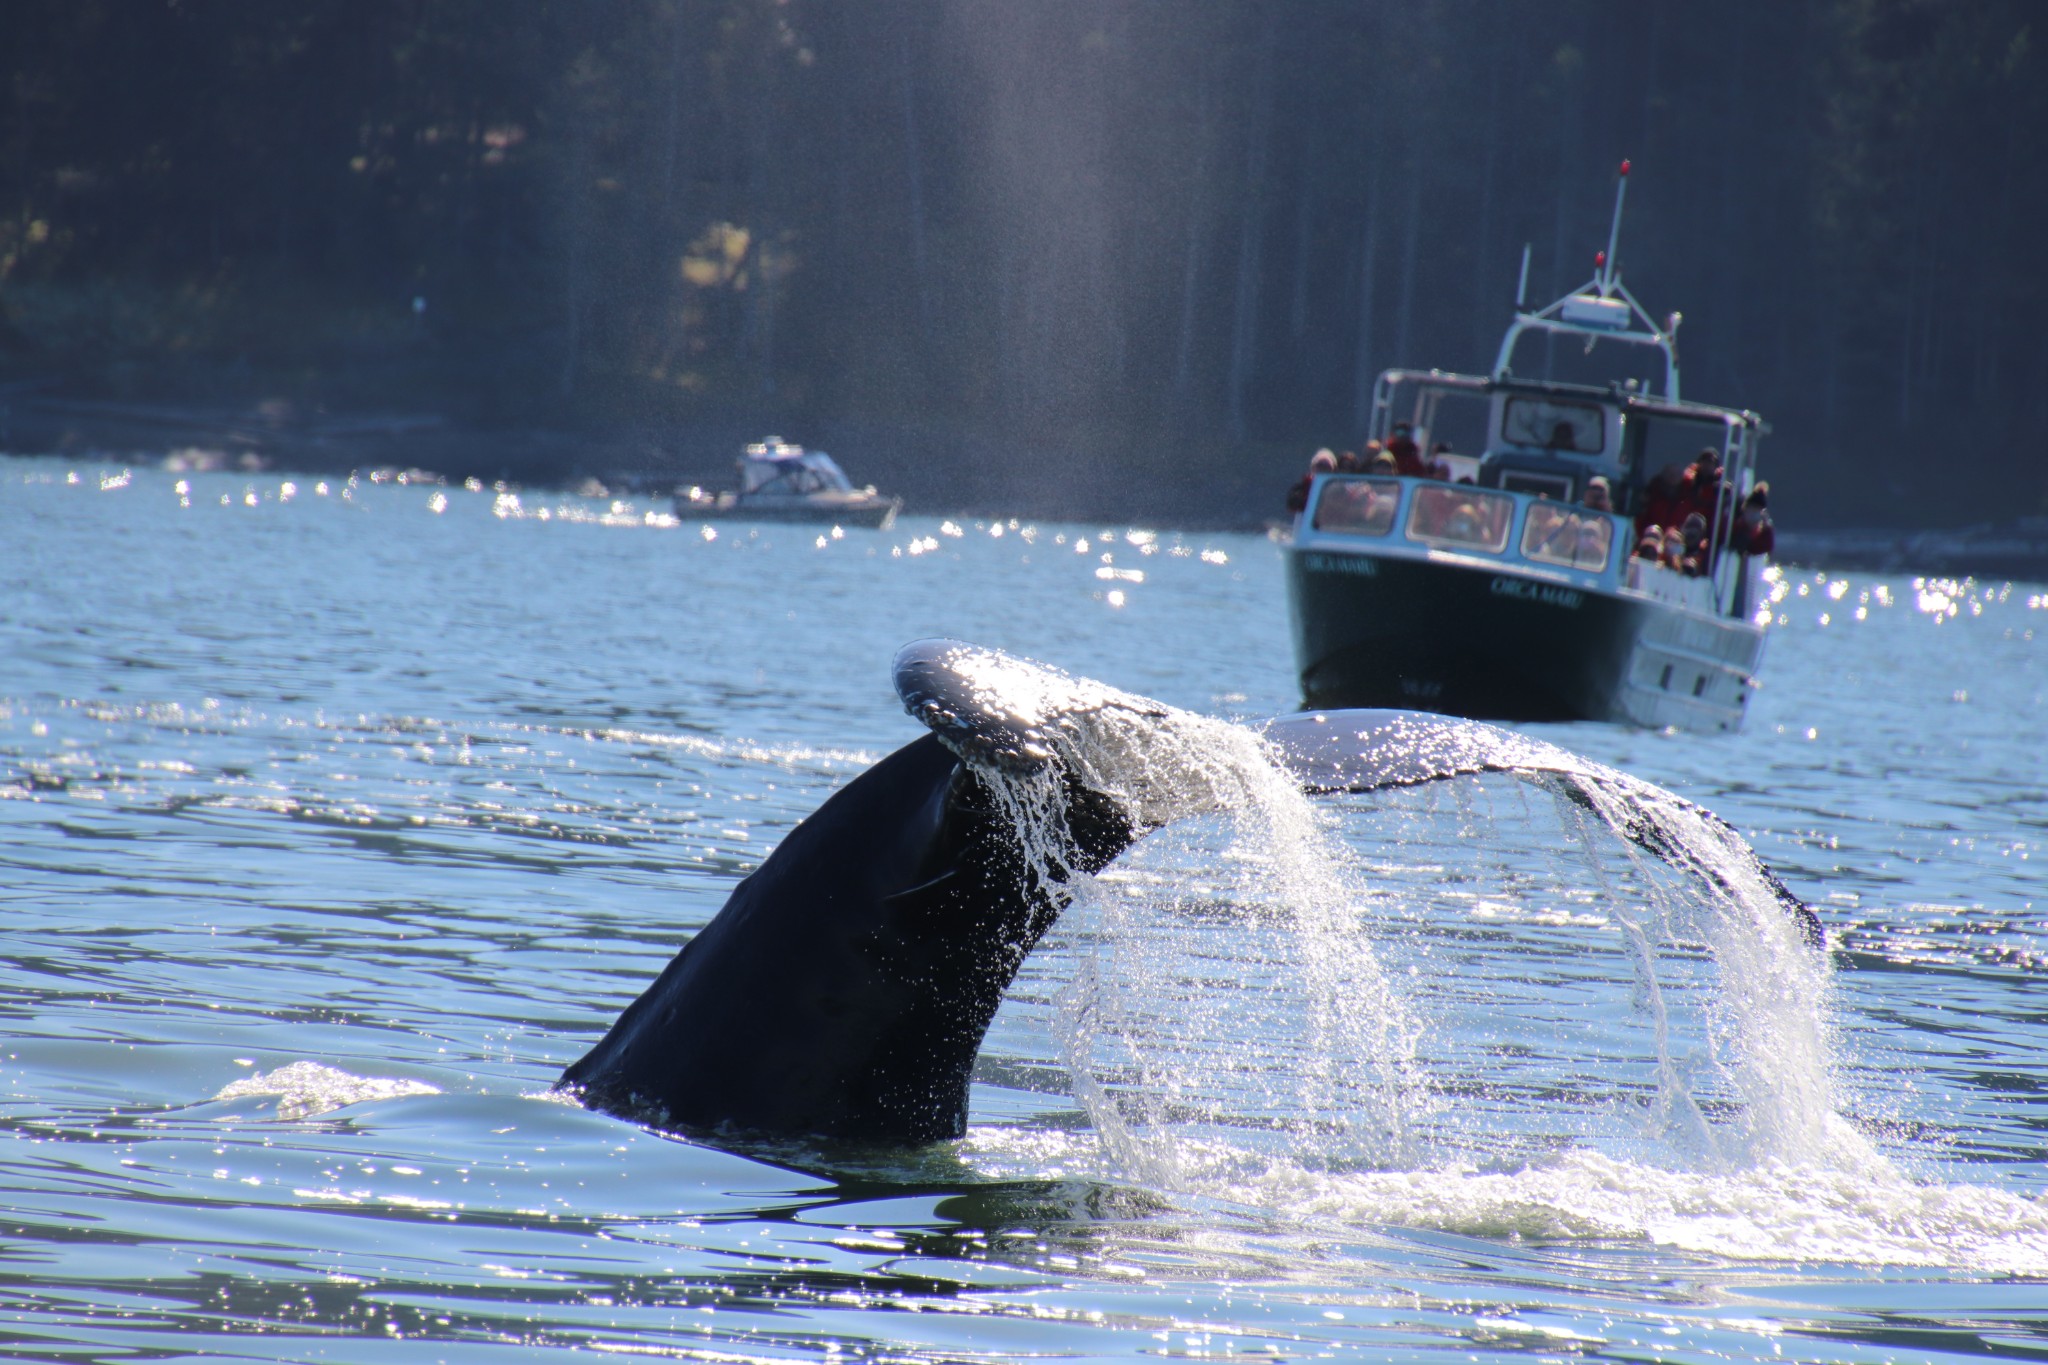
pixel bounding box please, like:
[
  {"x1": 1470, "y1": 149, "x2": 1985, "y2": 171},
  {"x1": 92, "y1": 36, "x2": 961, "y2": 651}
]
[{"x1": 737, "y1": 441, "x2": 856, "y2": 495}]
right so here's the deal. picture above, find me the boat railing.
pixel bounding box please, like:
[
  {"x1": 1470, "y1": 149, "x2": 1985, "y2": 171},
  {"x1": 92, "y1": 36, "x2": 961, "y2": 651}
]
[{"x1": 1624, "y1": 558, "x2": 1719, "y2": 614}]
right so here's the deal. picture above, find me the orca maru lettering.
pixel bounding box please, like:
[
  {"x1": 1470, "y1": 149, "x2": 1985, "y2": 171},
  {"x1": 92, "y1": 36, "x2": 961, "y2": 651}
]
[
  {"x1": 1490, "y1": 576, "x2": 1584, "y2": 609},
  {"x1": 1305, "y1": 553, "x2": 1377, "y2": 577}
]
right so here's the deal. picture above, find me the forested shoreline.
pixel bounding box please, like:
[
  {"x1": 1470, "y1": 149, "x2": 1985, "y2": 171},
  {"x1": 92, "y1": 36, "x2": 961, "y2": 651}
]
[{"x1": 3, "y1": 1, "x2": 2042, "y2": 527}]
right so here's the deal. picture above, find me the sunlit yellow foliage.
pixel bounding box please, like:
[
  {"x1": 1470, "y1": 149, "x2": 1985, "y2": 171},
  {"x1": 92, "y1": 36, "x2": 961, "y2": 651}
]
[{"x1": 682, "y1": 222, "x2": 752, "y2": 289}]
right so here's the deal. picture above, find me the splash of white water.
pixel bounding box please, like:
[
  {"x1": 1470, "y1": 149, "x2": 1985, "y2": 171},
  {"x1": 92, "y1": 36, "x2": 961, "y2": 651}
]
[
  {"x1": 926, "y1": 647, "x2": 2044, "y2": 1268},
  {"x1": 973, "y1": 702, "x2": 1424, "y2": 1187},
  {"x1": 1554, "y1": 770, "x2": 1850, "y2": 1169},
  {"x1": 214, "y1": 1061, "x2": 439, "y2": 1121}
]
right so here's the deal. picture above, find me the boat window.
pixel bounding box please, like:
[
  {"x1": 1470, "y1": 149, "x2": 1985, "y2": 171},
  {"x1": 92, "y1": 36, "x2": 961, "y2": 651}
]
[
  {"x1": 1406, "y1": 486, "x2": 1513, "y2": 553},
  {"x1": 1502, "y1": 397, "x2": 1606, "y2": 455},
  {"x1": 1522, "y1": 504, "x2": 1616, "y2": 571},
  {"x1": 1500, "y1": 469, "x2": 1573, "y2": 500},
  {"x1": 1311, "y1": 476, "x2": 1400, "y2": 536}
]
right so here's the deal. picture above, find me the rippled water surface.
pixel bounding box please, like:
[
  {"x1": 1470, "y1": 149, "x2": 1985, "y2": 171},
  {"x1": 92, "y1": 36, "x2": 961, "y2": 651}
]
[{"x1": 3, "y1": 457, "x2": 2044, "y2": 1362}]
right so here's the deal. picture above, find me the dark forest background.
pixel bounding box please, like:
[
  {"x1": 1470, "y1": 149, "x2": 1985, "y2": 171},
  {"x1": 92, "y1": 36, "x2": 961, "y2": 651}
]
[{"x1": 2, "y1": 0, "x2": 2043, "y2": 527}]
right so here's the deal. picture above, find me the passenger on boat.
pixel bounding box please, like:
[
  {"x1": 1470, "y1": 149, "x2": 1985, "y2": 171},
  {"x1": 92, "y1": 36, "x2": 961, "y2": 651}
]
[
  {"x1": 1426, "y1": 442, "x2": 1455, "y2": 480},
  {"x1": 1731, "y1": 482, "x2": 1775, "y2": 557},
  {"x1": 1662, "y1": 526, "x2": 1689, "y2": 572},
  {"x1": 1582, "y1": 476, "x2": 1613, "y2": 513},
  {"x1": 1634, "y1": 526, "x2": 1664, "y2": 561},
  {"x1": 1370, "y1": 449, "x2": 1399, "y2": 475},
  {"x1": 1679, "y1": 511, "x2": 1711, "y2": 576},
  {"x1": 1287, "y1": 449, "x2": 1339, "y2": 514},
  {"x1": 1547, "y1": 421, "x2": 1579, "y2": 452},
  {"x1": 1681, "y1": 447, "x2": 1725, "y2": 524},
  {"x1": 1638, "y1": 463, "x2": 1687, "y2": 539},
  {"x1": 1573, "y1": 515, "x2": 1614, "y2": 568},
  {"x1": 1444, "y1": 499, "x2": 1485, "y2": 542},
  {"x1": 1387, "y1": 424, "x2": 1425, "y2": 477},
  {"x1": 1314, "y1": 475, "x2": 1398, "y2": 536},
  {"x1": 1526, "y1": 500, "x2": 1574, "y2": 557}
]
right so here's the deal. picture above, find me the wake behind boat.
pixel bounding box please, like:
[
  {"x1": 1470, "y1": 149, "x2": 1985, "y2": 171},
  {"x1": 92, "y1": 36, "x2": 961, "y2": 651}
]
[
  {"x1": 676, "y1": 436, "x2": 902, "y2": 530},
  {"x1": 1284, "y1": 163, "x2": 1776, "y2": 732}
]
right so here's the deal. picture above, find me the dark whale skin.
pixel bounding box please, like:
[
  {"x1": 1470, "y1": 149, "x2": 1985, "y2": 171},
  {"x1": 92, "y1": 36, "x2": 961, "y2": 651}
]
[{"x1": 558, "y1": 732, "x2": 1134, "y2": 1145}]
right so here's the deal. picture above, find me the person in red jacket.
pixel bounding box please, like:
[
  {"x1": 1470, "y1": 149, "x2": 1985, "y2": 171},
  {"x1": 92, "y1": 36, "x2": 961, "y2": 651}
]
[
  {"x1": 1638, "y1": 462, "x2": 1685, "y2": 541},
  {"x1": 1680, "y1": 447, "x2": 1726, "y2": 525},
  {"x1": 1386, "y1": 423, "x2": 1425, "y2": 477},
  {"x1": 1731, "y1": 482, "x2": 1775, "y2": 557}
]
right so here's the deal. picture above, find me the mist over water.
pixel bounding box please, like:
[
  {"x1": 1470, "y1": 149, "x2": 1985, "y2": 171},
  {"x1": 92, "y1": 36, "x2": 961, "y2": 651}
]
[{"x1": 2, "y1": 458, "x2": 2045, "y2": 1360}]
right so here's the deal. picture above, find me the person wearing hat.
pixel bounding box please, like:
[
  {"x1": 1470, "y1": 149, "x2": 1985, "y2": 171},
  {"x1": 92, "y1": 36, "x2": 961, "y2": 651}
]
[
  {"x1": 1581, "y1": 476, "x2": 1613, "y2": 513},
  {"x1": 1337, "y1": 440, "x2": 1379, "y2": 474},
  {"x1": 1285, "y1": 448, "x2": 1339, "y2": 515}
]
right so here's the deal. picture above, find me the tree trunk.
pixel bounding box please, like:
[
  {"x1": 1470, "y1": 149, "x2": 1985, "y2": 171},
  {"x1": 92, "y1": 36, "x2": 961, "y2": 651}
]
[
  {"x1": 899, "y1": 23, "x2": 933, "y2": 345},
  {"x1": 1172, "y1": 67, "x2": 1214, "y2": 415},
  {"x1": 662, "y1": 2, "x2": 686, "y2": 212},
  {"x1": 561, "y1": 125, "x2": 590, "y2": 398},
  {"x1": 1289, "y1": 126, "x2": 1320, "y2": 343},
  {"x1": 1471, "y1": 28, "x2": 1506, "y2": 362},
  {"x1": 1226, "y1": 12, "x2": 1279, "y2": 442},
  {"x1": 1392, "y1": 156, "x2": 1423, "y2": 367},
  {"x1": 1350, "y1": 157, "x2": 1382, "y2": 438}
]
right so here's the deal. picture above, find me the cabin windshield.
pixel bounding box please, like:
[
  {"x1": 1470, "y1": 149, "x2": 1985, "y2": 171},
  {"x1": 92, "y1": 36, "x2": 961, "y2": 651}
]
[
  {"x1": 1523, "y1": 504, "x2": 1617, "y2": 571},
  {"x1": 1503, "y1": 397, "x2": 1606, "y2": 454},
  {"x1": 739, "y1": 452, "x2": 854, "y2": 494},
  {"x1": 1312, "y1": 476, "x2": 1400, "y2": 536},
  {"x1": 1407, "y1": 486, "x2": 1514, "y2": 553}
]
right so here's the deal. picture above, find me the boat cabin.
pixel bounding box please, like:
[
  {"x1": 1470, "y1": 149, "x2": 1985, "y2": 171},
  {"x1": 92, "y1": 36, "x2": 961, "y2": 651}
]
[
  {"x1": 1364, "y1": 370, "x2": 1766, "y2": 533},
  {"x1": 738, "y1": 438, "x2": 858, "y2": 497},
  {"x1": 1284, "y1": 160, "x2": 1772, "y2": 731}
]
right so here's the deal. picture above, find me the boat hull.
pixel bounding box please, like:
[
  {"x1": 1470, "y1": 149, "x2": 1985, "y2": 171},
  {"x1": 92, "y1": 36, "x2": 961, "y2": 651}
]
[
  {"x1": 1284, "y1": 545, "x2": 1764, "y2": 731},
  {"x1": 676, "y1": 493, "x2": 902, "y2": 530}
]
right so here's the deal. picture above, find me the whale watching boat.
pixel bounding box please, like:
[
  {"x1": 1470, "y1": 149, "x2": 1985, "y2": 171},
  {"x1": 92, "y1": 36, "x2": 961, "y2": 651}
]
[
  {"x1": 1284, "y1": 163, "x2": 1772, "y2": 732},
  {"x1": 676, "y1": 437, "x2": 902, "y2": 530}
]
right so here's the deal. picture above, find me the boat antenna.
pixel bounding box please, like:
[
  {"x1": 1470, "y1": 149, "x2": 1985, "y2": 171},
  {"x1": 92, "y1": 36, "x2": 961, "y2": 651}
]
[
  {"x1": 1491, "y1": 158, "x2": 1679, "y2": 399},
  {"x1": 1599, "y1": 159, "x2": 1630, "y2": 296}
]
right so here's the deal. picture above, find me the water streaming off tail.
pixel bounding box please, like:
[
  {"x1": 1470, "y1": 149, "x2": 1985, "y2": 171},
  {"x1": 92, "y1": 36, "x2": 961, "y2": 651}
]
[
  {"x1": 971, "y1": 708, "x2": 2048, "y2": 1269},
  {"x1": 977, "y1": 707, "x2": 1422, "y2": 1187}
]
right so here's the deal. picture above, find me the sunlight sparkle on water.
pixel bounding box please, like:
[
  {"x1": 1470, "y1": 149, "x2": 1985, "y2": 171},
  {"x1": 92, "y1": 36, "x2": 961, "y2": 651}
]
[{"x1": 0, "y1": 459, "x2": 2043, "y2": 1363}]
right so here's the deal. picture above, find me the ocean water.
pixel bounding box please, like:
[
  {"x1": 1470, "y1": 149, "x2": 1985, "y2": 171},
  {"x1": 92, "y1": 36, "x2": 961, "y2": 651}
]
[{"x1": 1, "y1": 455, "x2": 2044, "y2": 1363}]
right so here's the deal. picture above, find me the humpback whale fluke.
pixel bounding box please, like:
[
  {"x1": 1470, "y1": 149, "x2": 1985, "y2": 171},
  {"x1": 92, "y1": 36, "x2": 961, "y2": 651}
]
[
  {"x1": 1258, "y1": 710, "x2": 1825, "y2": 947},
  {"x1": 560, "y1": 640, "x2": 1820, "y2": 1146}
]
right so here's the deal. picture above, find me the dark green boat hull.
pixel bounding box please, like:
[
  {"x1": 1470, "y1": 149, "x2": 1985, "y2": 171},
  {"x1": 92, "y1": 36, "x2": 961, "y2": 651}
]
[{"x1": 1284, "y1": 545, "x2": 1761, "y2": 727}]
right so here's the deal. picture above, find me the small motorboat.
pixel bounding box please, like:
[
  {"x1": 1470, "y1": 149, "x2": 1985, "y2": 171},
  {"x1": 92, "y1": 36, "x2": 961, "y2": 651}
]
[{"x1": 676, "y1": 437, "x2": 902, "y2": 530}]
